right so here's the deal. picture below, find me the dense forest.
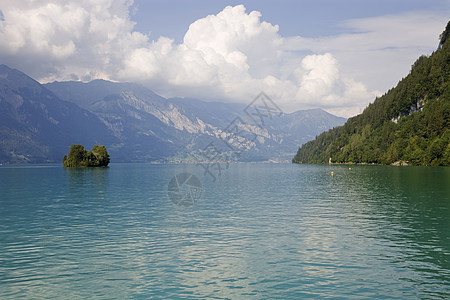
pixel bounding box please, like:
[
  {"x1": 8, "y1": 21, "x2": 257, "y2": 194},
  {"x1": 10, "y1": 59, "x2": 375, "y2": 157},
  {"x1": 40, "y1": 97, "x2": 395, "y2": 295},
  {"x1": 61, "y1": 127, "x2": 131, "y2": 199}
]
[
  {"x1": 63, "y1": 144, "x2": 110, "y2": 167},
  {"x1": 293, "y1": 21, "x2": 450, "y2": 166}
]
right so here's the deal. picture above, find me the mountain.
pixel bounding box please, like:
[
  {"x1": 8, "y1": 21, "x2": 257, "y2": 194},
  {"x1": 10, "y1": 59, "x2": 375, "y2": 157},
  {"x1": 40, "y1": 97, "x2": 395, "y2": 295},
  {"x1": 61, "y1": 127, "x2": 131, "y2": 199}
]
[
  {"x1": 46, "y1": 80, "x2": 345, "y2": 162},
  {"x1": 293, "y1": 21, "x2": 450, "y2": 166},
  {"x1": 44, "y1": 79, "x2": 167, "y2": 110},
  {"x1": 0, "y1": 65, "x2": 117, "y2": 163},
  {"x1": 0, "y1": 64, "x2": 346, "y2": 164}
]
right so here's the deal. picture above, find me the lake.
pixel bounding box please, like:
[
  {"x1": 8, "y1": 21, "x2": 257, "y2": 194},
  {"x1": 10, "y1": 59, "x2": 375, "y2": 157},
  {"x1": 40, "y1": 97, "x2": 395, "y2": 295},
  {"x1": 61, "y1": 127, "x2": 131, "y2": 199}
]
[{"x1": 0, "y1": 163, "x2": 449, "y2": 299}]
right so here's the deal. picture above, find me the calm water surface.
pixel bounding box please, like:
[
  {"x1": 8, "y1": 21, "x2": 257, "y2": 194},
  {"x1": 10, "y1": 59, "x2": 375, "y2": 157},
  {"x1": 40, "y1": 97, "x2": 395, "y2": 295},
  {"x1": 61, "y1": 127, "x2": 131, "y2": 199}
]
[{"x1": 0, "y1": 163, "x2": 449, "y2": 299}]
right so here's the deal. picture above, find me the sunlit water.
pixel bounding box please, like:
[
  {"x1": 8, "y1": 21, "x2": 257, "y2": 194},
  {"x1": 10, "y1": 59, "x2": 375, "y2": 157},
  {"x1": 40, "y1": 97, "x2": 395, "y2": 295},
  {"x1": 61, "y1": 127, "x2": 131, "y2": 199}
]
[{"x1": 1, "y1": 163, "x2": 449, "y2": 299}]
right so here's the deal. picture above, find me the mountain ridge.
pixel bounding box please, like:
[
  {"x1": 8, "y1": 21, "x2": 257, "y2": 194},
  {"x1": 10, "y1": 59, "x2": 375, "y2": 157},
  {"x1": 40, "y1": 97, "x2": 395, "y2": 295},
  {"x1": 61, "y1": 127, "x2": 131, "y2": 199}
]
[
  {"x1": 0, "y1": 64, "x2": 117, "y2": 163},
  {"x1": 45, "y1": 78, "x2": 346, "y2": 162},
  {"x1": 0, "y1": 64, "x2": 346, "y2": 163}
]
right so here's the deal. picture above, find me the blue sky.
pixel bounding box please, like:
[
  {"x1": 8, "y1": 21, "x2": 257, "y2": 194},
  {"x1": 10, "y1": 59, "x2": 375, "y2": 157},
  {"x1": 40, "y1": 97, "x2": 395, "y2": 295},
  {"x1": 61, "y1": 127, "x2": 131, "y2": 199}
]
[
  {"x1": 0, "y1": 0, "x2": 448, "y2": 116},
  {"x1": 131, "y1": 0, "x2": 449, "y2": 40}
]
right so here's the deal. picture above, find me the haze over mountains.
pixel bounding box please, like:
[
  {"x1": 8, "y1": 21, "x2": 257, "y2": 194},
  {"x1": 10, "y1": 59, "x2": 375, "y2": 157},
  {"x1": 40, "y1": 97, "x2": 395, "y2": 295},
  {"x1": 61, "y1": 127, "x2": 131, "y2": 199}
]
[{"x1": 0, "y1": 64, "x2": 345, "y2": 164}]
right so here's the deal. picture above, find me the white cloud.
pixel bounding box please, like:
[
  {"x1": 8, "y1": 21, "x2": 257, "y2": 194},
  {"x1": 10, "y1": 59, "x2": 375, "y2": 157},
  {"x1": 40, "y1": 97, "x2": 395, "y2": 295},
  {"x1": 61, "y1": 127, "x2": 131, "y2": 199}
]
[
  {"x1": 0, "y1": 2, "x2": 447, "y2": 117},
  {"x1": 117, "y1": 4, "x2": 379, "y2": 115},
  {"x1": 0, "y1": 0, "x2": 147, "y2": 81},
  {"x1": 298, "y1": 53, "x2": 339, "y2": 100},
  {"x1": 285, "y1": 12, "x2": 449, "y2": 93}
]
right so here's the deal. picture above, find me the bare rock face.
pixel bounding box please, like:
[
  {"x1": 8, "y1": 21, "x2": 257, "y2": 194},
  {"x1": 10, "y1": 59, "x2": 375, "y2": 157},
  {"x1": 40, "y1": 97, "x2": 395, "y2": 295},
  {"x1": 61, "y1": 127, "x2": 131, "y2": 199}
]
[{"x1": 392, "y1": 161, "x2": 409, "y2": 166}]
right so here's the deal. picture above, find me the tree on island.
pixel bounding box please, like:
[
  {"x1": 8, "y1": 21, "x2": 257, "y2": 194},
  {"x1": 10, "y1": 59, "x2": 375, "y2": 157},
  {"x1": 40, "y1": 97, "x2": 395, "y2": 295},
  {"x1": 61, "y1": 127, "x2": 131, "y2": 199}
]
[{"x1": 63, "y1": 144, "x2": 110, "y2": 167}]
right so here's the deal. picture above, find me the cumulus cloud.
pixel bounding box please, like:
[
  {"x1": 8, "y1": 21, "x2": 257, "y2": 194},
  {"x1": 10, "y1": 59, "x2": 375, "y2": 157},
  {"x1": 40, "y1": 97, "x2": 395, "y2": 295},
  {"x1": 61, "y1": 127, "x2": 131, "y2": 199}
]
[
  {"x1": 0, "y1": 0, "x2": 148, "y2": 81},
  {"x1": 0, "y1": 1, "x2": 446, "y2": 117},
  {"x1": 284, "y1": 12, "x2": 449, "y2": 93}
]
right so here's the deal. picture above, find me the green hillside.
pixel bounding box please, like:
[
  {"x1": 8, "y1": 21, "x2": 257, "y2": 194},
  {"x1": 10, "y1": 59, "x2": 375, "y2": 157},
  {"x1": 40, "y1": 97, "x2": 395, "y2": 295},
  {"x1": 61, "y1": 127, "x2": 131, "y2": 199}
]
[{"x1": 293, "y1": 21, "x2": 450, "y2": 166}]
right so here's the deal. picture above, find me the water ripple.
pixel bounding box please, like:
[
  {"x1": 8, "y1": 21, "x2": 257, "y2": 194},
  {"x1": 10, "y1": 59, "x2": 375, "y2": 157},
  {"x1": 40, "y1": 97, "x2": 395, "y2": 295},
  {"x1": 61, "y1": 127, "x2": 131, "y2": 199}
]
[{"x1": 0, "y1": 163, "x2": 449, "y2": 299}]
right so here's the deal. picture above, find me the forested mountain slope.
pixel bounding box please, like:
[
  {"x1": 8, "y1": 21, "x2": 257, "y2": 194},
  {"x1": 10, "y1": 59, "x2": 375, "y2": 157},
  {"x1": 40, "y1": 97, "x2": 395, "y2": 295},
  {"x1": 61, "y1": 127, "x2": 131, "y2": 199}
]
[{"x1": 293, "y1": 21, "x2": 450, "y2": 166}]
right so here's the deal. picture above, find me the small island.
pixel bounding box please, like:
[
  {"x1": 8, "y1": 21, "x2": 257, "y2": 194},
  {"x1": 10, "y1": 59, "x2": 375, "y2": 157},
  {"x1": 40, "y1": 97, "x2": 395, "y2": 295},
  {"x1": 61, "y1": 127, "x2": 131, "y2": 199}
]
[{"x1": 63, "y1": 144, "x2": 110, "y2": 167}]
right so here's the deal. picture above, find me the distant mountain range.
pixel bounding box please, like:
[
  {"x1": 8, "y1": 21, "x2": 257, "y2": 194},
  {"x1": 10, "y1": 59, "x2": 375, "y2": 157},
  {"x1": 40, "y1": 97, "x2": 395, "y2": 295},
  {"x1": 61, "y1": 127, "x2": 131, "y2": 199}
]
[{"x1": 0, "y1": 64, "x2": 346, "y2": 163}]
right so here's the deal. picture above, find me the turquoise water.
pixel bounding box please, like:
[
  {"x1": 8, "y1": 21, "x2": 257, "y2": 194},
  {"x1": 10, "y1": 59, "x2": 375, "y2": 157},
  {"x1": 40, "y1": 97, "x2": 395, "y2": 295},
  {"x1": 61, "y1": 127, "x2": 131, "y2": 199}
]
[{"x1": 0, "y1": 163, "x2": 449, "y2": 299}]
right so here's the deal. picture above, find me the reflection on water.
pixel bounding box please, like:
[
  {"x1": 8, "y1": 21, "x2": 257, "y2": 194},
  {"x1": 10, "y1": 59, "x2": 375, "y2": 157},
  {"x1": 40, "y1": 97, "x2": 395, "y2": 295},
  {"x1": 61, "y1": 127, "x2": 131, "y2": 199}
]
[
  {"x1": 65, "y1": 166, "x2": 109, "y2": 201},
  {"x1": 322, "y1": 166, "x2": 450, "y2": 298},
  {"x1": 0, "y1": 163, "x2": 449, "y2": 299}
]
